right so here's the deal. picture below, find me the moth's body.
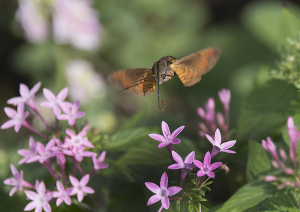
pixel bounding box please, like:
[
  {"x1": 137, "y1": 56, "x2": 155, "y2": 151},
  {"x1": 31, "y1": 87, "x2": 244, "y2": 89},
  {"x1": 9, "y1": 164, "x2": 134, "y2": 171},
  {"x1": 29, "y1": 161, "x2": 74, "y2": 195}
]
[
  {"x1": 108, "y1": 47, "x2": 221, "y2": 108},
  {"x1": 152, "y1": 56, "x2": 177, "y2": 85}
]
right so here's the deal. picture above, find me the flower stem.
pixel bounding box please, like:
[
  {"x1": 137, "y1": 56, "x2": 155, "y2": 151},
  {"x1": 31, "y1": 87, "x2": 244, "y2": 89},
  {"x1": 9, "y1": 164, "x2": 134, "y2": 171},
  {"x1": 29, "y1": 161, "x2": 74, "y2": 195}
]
[
  {"x1": 22, "y1": 121, "x2": 47, "y2": 139},
  {"x1": 32, "y1": 108, "x2": 53, "y2": 134}
]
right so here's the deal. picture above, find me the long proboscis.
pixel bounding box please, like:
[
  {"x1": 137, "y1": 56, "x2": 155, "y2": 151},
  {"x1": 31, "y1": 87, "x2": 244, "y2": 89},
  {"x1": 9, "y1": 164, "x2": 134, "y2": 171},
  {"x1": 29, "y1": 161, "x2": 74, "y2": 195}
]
[{"x1": 158, "y1": 80, "x2": 165, "y2": 111}]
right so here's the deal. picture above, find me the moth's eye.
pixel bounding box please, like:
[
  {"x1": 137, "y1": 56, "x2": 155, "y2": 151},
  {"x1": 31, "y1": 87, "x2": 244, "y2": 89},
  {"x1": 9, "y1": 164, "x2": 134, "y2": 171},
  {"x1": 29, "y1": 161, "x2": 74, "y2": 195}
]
[{"x1": 161, "y1": 74, "x2": 166, "y2": 80}]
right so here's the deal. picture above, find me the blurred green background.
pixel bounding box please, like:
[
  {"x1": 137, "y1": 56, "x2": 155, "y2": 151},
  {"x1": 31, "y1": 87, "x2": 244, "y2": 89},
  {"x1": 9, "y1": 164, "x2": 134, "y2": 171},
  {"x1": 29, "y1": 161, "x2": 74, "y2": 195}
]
[{"x1": 1, "y1": 0, "x2": 300, "y2": 211}]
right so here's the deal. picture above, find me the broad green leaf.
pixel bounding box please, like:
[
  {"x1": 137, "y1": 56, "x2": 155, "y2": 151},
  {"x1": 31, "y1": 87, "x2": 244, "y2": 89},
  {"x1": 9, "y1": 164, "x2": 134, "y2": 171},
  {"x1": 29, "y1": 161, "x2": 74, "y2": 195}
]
[
  {"x1": 102, "y1": 127, "x2": 159, "y2": 150},
  {"x1": 246, "y1": 140, "x2": 271, "y2": 182},
  {"x1": 261, "y1": 192, "x2": 298, "y2": 211},
  {"x1": 236, "y1": 79, "x2": 298, "y2": 141},
  {"x1": 242, "y1": 1, "x2": 300, "y2": 51},
  {"x1": 216, "y1": 180, "x2": 275, "y2": 212}
]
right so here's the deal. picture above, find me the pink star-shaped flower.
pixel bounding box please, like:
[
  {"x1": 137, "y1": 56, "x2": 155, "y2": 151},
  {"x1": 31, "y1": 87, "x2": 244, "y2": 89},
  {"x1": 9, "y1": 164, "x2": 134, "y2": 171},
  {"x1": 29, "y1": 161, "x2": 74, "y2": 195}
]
[
  {"x1": 145, "y1": 172, "x2": 182, "y2": 211},
  {"x1": 168, "y1": 151, "x2": 195, "y2": 170},
  {"x1": 7, "y1": 82, "x2": 41, "y2": 110},
  {"x1": 27, "y1": 141, "x2": 56, "y2": 163},
  {"x1": 63, "y1": 146, "x2": 96, "y2": 162},
  {"x1": 3, "y1": 165, "x2": 32, "y2": 196},
  {"x1": 63, "y1": 126, "x2": 94, "y2": 149},
  {"x1": 1, "y1": 103, "x2": 29, "y2": 132},
  {"x1": 194, "y1": 151, "x2": 221, "y2": 178},
  {"x1": 40, "y1": 88, "x2": 72, "y2": 116},
  {"x1": 92, "y1": 151, "x2": 109, "y2": 170},
  {"x1": 206, "y1": 128, "x2": 236, "y2": 158},
  {"x1": 149, "y1": 121, "x2": 185, "y2": 148},
  {"x1": 52, "y1": 181, "x2": 71, "y2": 206},
  {"x1": 57, "y1": 100, "x2": 85, "y2": 126},
  {"x1": 68, "y1": 174, "x2": 94, "y2": 202},
  {"x1": 17, "y1": 136, "x2": 38, "y2": 164},
  {"x1": 24, "y1": 181, "x2": 52, "y2": 212}
]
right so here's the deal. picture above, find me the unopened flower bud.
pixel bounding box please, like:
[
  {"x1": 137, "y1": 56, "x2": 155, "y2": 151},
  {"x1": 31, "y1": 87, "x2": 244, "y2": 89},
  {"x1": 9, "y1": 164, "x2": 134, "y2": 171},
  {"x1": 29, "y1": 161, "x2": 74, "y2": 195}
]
[
  {"x1": 294, "y1": 181, "x2": 300, "y2": 189},
  {"x1": 279, "y1": 149, "x2": 287, "y2": 162},
  {"x1": 264, "y1": 175, "x2": 278, "y2": 182},
  {"x1": 284, "y1": 168, "x2": 294, "y2": 176}
]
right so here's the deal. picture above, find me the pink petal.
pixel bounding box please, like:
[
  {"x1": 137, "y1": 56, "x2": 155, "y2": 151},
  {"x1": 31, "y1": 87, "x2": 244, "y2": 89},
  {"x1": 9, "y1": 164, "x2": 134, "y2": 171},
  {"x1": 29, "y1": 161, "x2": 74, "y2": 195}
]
[
  {"x1": 80, "y1": 174, "x2": 90, "y2": 186},
  {"x1": 145, "y1": 182, "x2": 160, "y2": 194},
  {"x1": 161, "y1": 197, "x2": 170, "y2": 209},
  {"x1": 18, "y1": 157, "x2": 28, "y2": 165},
  {"x1": 158, "y1": 142, "x2": 168, "y2": 148},
  {"x1": 25, "y1": 190, "x2": 38, "y2": 200},
  {"x1": 98, "y1": 151, "x2": 106, "y2": 162},
  {"x1": 60, "y1": 102, "x2": 72, "y2": 113},
  {"x1": 77, "y1": 191, "x2": 84, "y2": 202},
  {"x1": 147, "y1": 194, "x2": 161, "y2": 205},
  {"x1": 161, "y1": 121, "x2": 170, "y2": 137},
  {"x1": 149, "y1": 134, "x2": 165, "y2": 142},
  {"x1": 37, "y1": 182, "x2": 46, "y2": 194},
  {"x1": 71, "y1": 100, "x2": 80, "y2": 113},
  {"x1": 171, "y1": 126, "x2": 185, "y2": 139},
  {"x1": 82, "y1": 186, "x2": 94, "y2": 194},
  {"x1": 160, "y1": 172, "x2": 168, "y2": 189},
  {"x1": 57, "y1": 88, "x2": 68, "y2": 100},
  {"x1": 56, "y1": 181, "x2": 64, "y2": 192},
  {"x1": 29, "y1": 82, "x2": 41, "y2": 96},
  {"x1": 75, "y1": 111, "x2": 85, "y2": 118},
  {"x1": 43, "y1": 202, "x2": 51, "y2": 212},
  {"x1": 4, "y1": 107, "x2": 17, "y2": 118},
  {"x1": 171, "y1": 151, "x2": 183, "y2": 165},
  {"x1": 64, "y1": 196, "x2": 71, "y2": 205},
  {"x1": 1, "y1": 120, "x2": 16, "y2": 129},
  {"x1": 78, "y1": 126, "x2": 88, "y2": 137},
  {"x1": 57, "y1": 114, "x2": 68, "y2": 120},
  {"x1": 168, "y1": 164, "x2": 183, "y2": 169},
  {"x1": 207, "y1": 171, "x2": 215, "y2": 178},
  {"x1": 69, "y1": 176, "x2": 79, "y2": 186},
  {"x1": 184, "y1": 151, "x2": 195, "y2": 164},
  {"x1": 170, "y1": 138, "x2": 181, "y2": 144},
  {"x1": 10, "y1": 165, "x2": 19, "y2": 177},
  {"x1": 43, "y1": 88, "x2": 56, "y2": 102},
  {"x1": 210, "y1": 162, "x2": 222, "y2": 170},
  {"x1": 167, "y1": 186, "x2": 182, "y2": 196},
  {"x1": 221, "y1": 150, "x2": 236, "y2": 154},
  {"x1": 56, "y1": 197, "x2": 63, "y2": 206},
  {"x1": 68, "y1": 118, "x2": 76, "y2": 126},
  {"x1": 19, "y1": 84, "x2": 29, "y2": 97},
  {"x1": 193, "y1": 159, "x2": 203, "y2": 169},
  {"x1": 197, "y1": 170, "x2": 205, "y2": 177},
  {"x1": 203, "y1": 152, "x2": 211, "y2": 166},
  {"x1": 39, "y1": 102, "x2": 53, "y2": 108},
  {"x1": 9, "y1": 187, "x2": 18, "y2": 196},
  {"x1": 220, "y1": 140, "x2": 236, "y2": 150},
  {"x1": 7, "y1": 97, "x2": 22, "y2": 106},
  {"x1": 14, "y1": 123, "x2": 22, "y2": 132},
  {"x1": 214, "y1": 129, "x2": 222, "y2": 146},
  {"x1": 24, "y1": 201, "x2": 37, "y2": 211},
  {"x1": 53, "y1": 106, "x2": 61, "y2": 116},
  {"x1": 205, "y1": 134, "x2": 214, "y2": 145},
  {"x1": 35, "y1": 206, "x2": 43, "y2": 212}
]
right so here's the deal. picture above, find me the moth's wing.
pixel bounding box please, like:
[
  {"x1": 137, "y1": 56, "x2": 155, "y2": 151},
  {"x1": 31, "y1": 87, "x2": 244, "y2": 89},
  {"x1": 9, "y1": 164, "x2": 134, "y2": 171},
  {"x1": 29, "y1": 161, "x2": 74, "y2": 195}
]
[
  {"x1": 170, "y1": 47, "x2": 221, "y2": 87},
  {"x1": 107, "y1": 68, "x2": 156, "y2": 96}
]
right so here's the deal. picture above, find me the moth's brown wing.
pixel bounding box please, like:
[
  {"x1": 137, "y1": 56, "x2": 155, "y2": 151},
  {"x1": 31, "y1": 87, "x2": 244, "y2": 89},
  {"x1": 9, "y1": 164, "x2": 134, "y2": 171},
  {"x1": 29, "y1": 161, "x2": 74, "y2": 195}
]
[
  {"x1": 170, "y1": 47, "x2": 221, "y2": 87},
  {"x1": 107, "y1": 69, "x2": 156, "y2": 96}
]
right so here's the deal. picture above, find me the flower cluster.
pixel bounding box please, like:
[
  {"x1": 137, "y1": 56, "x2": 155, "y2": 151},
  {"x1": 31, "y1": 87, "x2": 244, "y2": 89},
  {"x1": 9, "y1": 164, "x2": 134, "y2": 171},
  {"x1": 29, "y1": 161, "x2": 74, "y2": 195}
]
[
  {"x1": 263, "y1": 117, "x2": 300, "y2": 190},
  {"x1": 197, "y1": 89, "x2": 231, "y2": 141},
  {"x1": 2, "y1": 82, "x2": 109, "y2": 212},
  {"x1": 16, "y1": 0, "x2": 102, "y2": 52},
  {"x1": 269, "y1": 34, "x2": 300, "y2": 89},
  {"x1": 147, "y1": 121, "x2": 236, "y2": 211}
]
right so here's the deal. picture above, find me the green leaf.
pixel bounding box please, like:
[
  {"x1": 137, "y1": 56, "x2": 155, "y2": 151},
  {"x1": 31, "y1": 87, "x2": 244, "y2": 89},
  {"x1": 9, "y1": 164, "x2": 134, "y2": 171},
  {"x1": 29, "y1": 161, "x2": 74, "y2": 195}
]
[
  {"x1": 246, "y1": 140, "x2": 271, "y2": 182},
  {"x1": 261, "y1": 192, "x2": 298, "y2": 211},
  {"x1": 236, "y1": 79, "x2": 298, "y2": 141},
  {"x1": 102, "y1": 127, "x2": 159, "y2": 150},
  {"x1": 242, "y1": 1, "x2": 300, "y2": 51},
  {"x1": 216, "y1": 180, "x2": 276, "y2": 212},
  {"x1": 118, "y1": 107, "x2": 149, "y2": 131}
]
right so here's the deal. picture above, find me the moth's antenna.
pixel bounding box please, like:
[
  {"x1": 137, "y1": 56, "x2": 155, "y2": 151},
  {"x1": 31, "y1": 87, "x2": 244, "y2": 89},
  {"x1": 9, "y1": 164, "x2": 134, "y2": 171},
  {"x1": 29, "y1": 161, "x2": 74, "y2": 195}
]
[{"x1": 158, "y1": 81, "x2": 165, "y2": 111}]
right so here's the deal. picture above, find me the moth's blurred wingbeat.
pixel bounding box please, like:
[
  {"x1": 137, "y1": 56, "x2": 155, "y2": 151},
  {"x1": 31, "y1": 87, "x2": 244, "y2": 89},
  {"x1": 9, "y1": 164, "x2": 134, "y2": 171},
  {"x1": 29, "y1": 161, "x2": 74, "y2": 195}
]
[{"x1": 108, "y1": 47, "x2": 221, "y2": 110}]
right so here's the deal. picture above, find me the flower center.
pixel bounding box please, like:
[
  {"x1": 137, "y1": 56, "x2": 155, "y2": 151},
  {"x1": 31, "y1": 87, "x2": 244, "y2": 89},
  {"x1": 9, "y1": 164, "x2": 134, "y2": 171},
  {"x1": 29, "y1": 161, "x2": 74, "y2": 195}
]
[
  {"x1": 202, "y1": 165, "x2": 209, "y2": 173},
  {"x1": 159, "y1": 189, "x2": 168, "y2": 198}
]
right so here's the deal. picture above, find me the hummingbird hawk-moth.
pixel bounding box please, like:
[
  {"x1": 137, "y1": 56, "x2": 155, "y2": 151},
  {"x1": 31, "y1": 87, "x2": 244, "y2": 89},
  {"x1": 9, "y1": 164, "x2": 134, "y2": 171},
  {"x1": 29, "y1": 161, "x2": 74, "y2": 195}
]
[{"x1": 108, "y1": 47, "x2": 221, "y2": 110}]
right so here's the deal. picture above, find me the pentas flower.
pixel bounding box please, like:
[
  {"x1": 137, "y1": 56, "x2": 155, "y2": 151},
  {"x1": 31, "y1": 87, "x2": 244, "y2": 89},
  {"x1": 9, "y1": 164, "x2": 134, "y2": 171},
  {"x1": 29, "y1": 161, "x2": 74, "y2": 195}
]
[
  {"x1": 18, "y1": 136, "x2": 38, "y2": 164},
  {"x1": 68, "y1": 174, "x2": 94, "y2": 202},
  {"x1": 57, "y1": 100, "x2": 85, "y2": 126},
  {"x1": 149, "y1": 121, "x2": 185, "y2": 148},
  {"x1": 28, "y1": 141, "x2": 56, "y2": 163},
  {"x1": 197, "y1": 98, "x2": 216, "y2": 137},
  {"x1": 262, "y1": 137, "x2": 284, "y2": 169},
  {"x1": 1, "y1": 103, "x2": 29, "y2": 132},
  {"x1": 3, "y1": 165, "x2": 33, "y2": 196},
  {"x1": 24, "y1": 181, "x2": 52, "y2": 212},
  {"x1": 64, "y1": 146, "x2": 96, "y2": 162},
  {"x1": 40, "y1": 88, "x2": 72, "y2": 116},
  {"x1": 168, "y1": 151, "x2": 196, "y2": 187},
  {"x1": 287, "y1": 117, "x2": 300, "y2": 169},
  {"x1": 194, "y1": 152, "x2": 222, "y2": 178},
  {"x1": 92, "y1": 151, "x2": 109, "y2": 170},
  {"x1": 52, "y1": 181, "x2": 71, "y2": 206},
  {"x1": 145, "y1": 172, "x2": 182, "y2": 212},
  {"x1": 206, "y1": 129, "x2": 236, "y2": 158},
  {"x1": 63, "y1": 126, "x2": 94, "y2": 149},
  {"x1": 7, "y1": 82, "x2": 41, "y2": 110},
  {"x1": 218, "y1": 89, "x2": 231, "y2": 112}
]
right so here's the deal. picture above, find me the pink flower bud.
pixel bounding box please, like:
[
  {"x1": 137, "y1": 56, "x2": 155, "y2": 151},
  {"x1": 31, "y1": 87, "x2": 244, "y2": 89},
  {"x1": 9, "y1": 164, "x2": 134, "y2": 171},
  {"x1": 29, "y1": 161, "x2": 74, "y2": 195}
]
[
  {"x1": 294, "y1": 181, "x2": 300, "y2": 189},
  {"x1": 279, "y1": 149, "x2": 287, "y2": 162},
  {"x1": 284, "y1": 168, "x2": 294, "y2": 176},
  {"x1": 197, "y1": 107, "x2": 206, "y2": 118},
  {"x1": 264, "y1": 175, "x2": 278, "y2": 182},
  {"x1": 271, "y1": 160, "x2": 279, "y2": 169}
]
